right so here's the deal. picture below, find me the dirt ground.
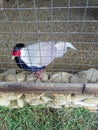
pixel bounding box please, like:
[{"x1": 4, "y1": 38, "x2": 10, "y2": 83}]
[{"x1": 0, "y1": 0, "x2": 98, "y2": 73}]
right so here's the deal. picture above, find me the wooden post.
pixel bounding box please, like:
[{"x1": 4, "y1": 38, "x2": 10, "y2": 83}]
[
  {"x1": 0, "y1": 82, "x2": 84, "y2": 94},
  {"x1": 84, "y1": 84, "x2": 98, "y2": 94},
  {"x1": 0, "y1": 82, "x2": 98, "y2": 94}
]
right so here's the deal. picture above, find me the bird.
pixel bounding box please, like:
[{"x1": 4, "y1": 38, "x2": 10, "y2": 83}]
[{"x1": 12, "y1": 41, "x2": 76, "y2": 79}]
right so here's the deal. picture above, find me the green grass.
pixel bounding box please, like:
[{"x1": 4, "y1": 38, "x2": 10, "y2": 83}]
[{"x1": 0, "y1": 105, "x2": 98, "y2": 130}]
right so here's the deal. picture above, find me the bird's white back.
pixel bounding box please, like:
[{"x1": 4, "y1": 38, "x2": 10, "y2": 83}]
[
  {"x1": 20, "y1": 41, "x2": 76, "y2": 67},
  {"x1": 20, "y1": 42, "x2": 57, "y2": 67}
]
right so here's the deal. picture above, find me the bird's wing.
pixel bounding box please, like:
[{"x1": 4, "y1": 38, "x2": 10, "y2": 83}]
[{"x1": 20, "y1": 41, "x2": 57, "y2": 67}]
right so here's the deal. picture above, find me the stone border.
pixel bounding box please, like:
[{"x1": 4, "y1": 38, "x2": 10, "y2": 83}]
[
  {"x1": 0, "y1": 68, "x2": 98, "y2": 110},
  {"x1": 0, "y1": 68, "x2": 98, "y2": 83}
]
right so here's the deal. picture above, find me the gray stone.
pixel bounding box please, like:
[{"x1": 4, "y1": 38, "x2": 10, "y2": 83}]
[
  {"x1": 41, "y1": 94, "x2": 55, "y2": 102},
  {"x1": 0, "y1": 98, "x2": 10, "y2": 107},
  {"x1": 17, "y1": 98, "x2": 25, "y2": 108},
  {"x1": 0, "y1": 92, "x2": 23, "y2": 100},
  {"x1": 26, "y1": 74, "x2": 37, "y2": 82},
  {"x1": 50, "y1": 72, "x2": 72, "y2": 82},
  {"x1": 41, "y1": 73, "x2": 49, "y2": 82},
  {"x1": 70, "y1": 68, "x2": 98, "y2": 83},
  {"x1": 70, "y1": 74, "x2": 87, "y2": 83},
  {"x1": 0, "y1": 69, "x2": 16, "y2": 81},
  {"x1": 26, "y1": 72, "x2": 48, "y2": 82},
  {"x1": 5, "y1": 73, "x2": 26, "y2": 82},
  {"x1": 47, "y1": 94, "x2": 68, "y2": 108},
  {"x1": 78, "y1": 68, "x2": 98, "y2": 83}
]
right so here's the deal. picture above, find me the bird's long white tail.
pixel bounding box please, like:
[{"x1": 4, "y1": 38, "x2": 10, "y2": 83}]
[
  {"x1": 66, "y1": 42, "x2": 76, "y2": 50},
  {"x1": 55, "y1": 42, "x2": 76, "y2": 57}
]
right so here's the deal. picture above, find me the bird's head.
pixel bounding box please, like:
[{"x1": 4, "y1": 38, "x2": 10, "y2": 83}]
[{"x1": 12, "y1": 43, "x2": 25, "y2": 60}]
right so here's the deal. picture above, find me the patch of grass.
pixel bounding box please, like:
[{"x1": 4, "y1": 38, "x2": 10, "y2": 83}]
[{"x1": 0, "y1": 105, "x2": 98, "y2": 130}]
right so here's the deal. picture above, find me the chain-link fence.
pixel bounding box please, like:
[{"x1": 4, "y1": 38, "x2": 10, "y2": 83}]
[
  {"x1": 0, "y1": 0, "x2": 98, "y2": 110},
  {"x1": 0, "y1": 0, "x2": 98, "y2": 73}
]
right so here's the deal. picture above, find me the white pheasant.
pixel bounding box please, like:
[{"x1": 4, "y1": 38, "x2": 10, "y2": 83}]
[{"x1": 12, "y1": 41, "x2": 76, "y2": 79}]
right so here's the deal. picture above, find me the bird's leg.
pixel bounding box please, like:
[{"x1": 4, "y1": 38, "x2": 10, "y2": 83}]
[
  {"x1": 33, "y1": 70, "x2": 43, "y2": 80},
  {"x1": 38, "y1": 70, "x2": 43, "y2": 79}
]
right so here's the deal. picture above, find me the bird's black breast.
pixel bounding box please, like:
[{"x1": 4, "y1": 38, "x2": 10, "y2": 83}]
[
  {"x1": 15, "y1": 57, "x2": 45, "y2": 72},
  {"x1": 15, "y1": 57, "x2": 29, "y2": 70}
]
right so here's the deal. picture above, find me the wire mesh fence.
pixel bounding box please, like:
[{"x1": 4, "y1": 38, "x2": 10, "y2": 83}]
[
  {"x1": 0, "y1": 0, "x2": 98, "y2": 83},
  {"x1": 0, "y1": 0, "x2": 98, "y2": 112}
]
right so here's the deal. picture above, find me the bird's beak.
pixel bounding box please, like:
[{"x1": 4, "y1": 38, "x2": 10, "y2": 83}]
[{"x1": 12, "y1": 56, "x2": 15, "y2": 60}]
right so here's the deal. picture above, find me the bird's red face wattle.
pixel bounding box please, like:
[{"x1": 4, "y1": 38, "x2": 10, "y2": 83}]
[{"x1": 12, "y1": 50, "x2": 21, "y2": 57}]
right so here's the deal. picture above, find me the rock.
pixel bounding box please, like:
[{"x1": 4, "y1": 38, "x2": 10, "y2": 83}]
[
  {"x1": 50, "y1": 72, "x2": 72, "y2": 82},
  {"x1": 0, "y1": 69, "x2": 16, "y2": 81},
  {"x1": 5, "y1": 73, "x2": 26, "y2": 82},
  {"x1": 24, "y1": 93, "x2": 48, "y2": 106},
  {"x1": 70, "y1": 68, "x2": 98, "y2": 83},
  {"x1": 17, "y1": 98, "x2": 25, "y2": 108},
  {"x1": 48, "y1": 94, "x2": 68, "y2": 108},
  {"x1": 41, "y1": 94, "x2": 55, "y2": 102},
  {"x1": 0, "y1": 92, "x2": 23, "y2": 100},
  {"x1": 26, "y1": 74, "x2": 37, "y2": 82},
  {"x1": 5, "y1": 74, "x2": 17, "y2": 82},
  {"x1": 0, "y1": 92, "x2": 24, "y2": 109},
  {"x1": 0, "y1": 93, "x2": 24, "y2": 108},
  {"x1": 70, "y1": 74, "x2": 87, "y2": 83},
  {"x1": 10, "y1": 100, "x2": 19, "y2": 109},
  {"x1": 24, "y1": 93, "x2": 43, "y2": 103},
  {"x1": 41, "y1": 73, "x2": 48, "y2": 82},
  {"x1": 6, "y1": 69, "x2": 16, "y2": 74},
  {"x1": 26, "y1": 72, "x2": 48, "y2": 82},
  {"x1": 0, "y1": 98, "x2": 10, "y2": 107},
  {"x1": 78, "y1": 68, "x2": 98, "y2": 82},
  {"x1": 28, "y1": 99, "x2": 44, "y2": 106}
]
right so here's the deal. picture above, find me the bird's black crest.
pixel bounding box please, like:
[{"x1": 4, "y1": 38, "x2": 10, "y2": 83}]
[{"x1": 13, "y1": 43, "x2": 25, "y2": 50}]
